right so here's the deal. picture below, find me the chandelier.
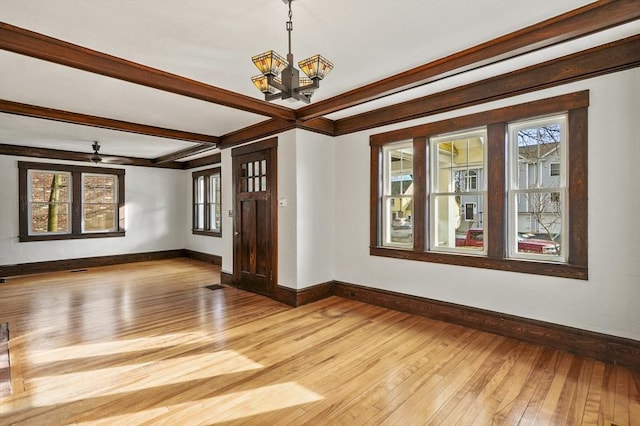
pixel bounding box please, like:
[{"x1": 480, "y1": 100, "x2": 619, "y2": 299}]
[{"x1": 251, "y1": 0, "x2": 333, "y2": 104}]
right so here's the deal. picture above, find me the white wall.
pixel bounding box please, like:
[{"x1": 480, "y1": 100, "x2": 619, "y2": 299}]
[
  {"x1": 0, "y1": 157, "x2": 187, "y2": 265},
  {"x1": 333, "y1": 69, "x2": 640, "y2": 340},
  {"x1": 295, "y1": 130, "x2": 335, "y2": 287}
]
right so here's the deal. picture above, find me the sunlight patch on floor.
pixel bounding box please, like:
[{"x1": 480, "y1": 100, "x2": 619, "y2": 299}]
[
  {"x1": 75, "y1": 381, "x2": 324, "y2": 425},
  {"x1": 27, "y1": 350, "x2": 263, "y2": 407},
  {"x1": 27, "y1": 331, "x2": 208, "y2": 363}
]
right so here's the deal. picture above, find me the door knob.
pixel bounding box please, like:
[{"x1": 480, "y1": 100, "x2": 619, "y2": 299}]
[{"x1": 234, "y1": 231, "x2": 240, "y2": 236}]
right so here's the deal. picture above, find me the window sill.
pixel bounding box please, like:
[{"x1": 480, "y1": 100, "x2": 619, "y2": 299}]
[
  {"x1": 20, "y1": 231, "x2": 126, "y2": 242},
  {"x1": 370, "y1": 246, "x2": 587, "y2": 280},
  {"x1": 192, "y1": 230, "x2": 222, "y2": 238}
]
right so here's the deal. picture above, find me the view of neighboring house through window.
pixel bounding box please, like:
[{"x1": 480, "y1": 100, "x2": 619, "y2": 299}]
[
  {"x1": 383, "y1": 142, "x2": 413, "y2": 247},
  {"x1": 19, "y1": 162, "x2": 125, "y2": 241},
  {"x1": 430, "y1": 129, "x2": 487, "y2": 254},
  {"x1": 192, "y1": 167, "x2": 221, "y2": 236},
  {"x1": 508, "y1": 115, "x2": 566, "y2": 261},
  {"x1": 370, "y1": 91, "x2": 588, "y2": 279}
]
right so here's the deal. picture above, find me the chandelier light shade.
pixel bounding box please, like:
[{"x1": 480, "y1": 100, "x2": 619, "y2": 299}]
[
  {"x1": 251, "y1": 0, "x2": 333, "y2": 104},
  {"x1": 251, "y1": 50, "x2": 288, "y2": 76},
  {"x1": 298, "y1": 54, "x2": 334, "y2": 80}
]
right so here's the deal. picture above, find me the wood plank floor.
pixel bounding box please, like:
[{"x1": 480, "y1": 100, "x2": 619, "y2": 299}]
[{"x1": 0, "y1": 258, "x2": 638, "y2": 425}]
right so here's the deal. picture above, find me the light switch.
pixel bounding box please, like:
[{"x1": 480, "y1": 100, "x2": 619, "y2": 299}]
[{"x1": 278, "y1": 198, "x2": 287, "y2": 207}]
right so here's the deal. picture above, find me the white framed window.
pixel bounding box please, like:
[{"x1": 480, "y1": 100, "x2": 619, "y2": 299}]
[
  {"x1": 27, "y1": 169, "x2": 72, "y2": 235},
  {"x1": 508, "y1": 115, "x2": 567, "y2": 262},
  {"x1": 382, "y1": 142, "x2": 413, "y2": 247},
  {"x1": 82, "y1": 173, "x2": 118, "y2": 233},
  {"x1": 430, "y1": 128, "x2": 487, "y2": 254}
]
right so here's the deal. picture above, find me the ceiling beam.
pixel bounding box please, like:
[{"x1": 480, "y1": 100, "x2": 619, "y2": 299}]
[
  {"x1": 0, "y1": 143, "x2": 183, "y2": 169},
  {"x1": 218, "y1": 118, "x2": 296, "y2": 149},
  {"x1": 296, "y1": 0, "x2": 640, "y2": 121},
  {"x1": 0, "y1": 22, "x2": 296, "y2": 122},
  {"x1": 153, "y1": 144, "x2": 217, "y2": 164},
  {"x1": 182, "y1": 153, "x2": 222, "y2": 169},
  {"x1": 0, "y1": 99, "x2": 219, "y2": 145},
  {"x1": 335, "y1": 35, "x2": 640, "y2": 135}
]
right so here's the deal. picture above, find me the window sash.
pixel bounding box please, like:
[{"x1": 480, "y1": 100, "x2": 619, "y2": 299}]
[
  {"x1": 508, "y1": 115, "x2": 567, "y2": 262},
  {"x1": 430, "y1": 129, "x2": 487, "y2": 255},
  {"x1": 82, "y1": 173, "x2": 118, "y2": 233}
]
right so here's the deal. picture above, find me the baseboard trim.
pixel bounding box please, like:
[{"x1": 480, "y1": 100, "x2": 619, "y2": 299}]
[
  {"x1": 183, "y1": 250, "x2": 222, "y2": 266},
  {"x1": 333, "y1": 280, "x2": 640, "y2": 371},
  {"x1": 0, "y1": 249, "x2": 186, "y2": 279},
  {"x1": 274, "y1": 281, "x2": 335, "y2": 307}
]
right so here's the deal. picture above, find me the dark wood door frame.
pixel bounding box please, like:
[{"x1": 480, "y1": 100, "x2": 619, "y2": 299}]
[{"x1": 231, "y1": 137, "x2": 278, "y2": 298}]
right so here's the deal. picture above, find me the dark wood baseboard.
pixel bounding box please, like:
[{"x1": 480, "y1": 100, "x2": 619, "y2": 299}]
[
  {"x1": 221, "y1": 272, "x2": 333, "y2": 308},
  {"x1": 183, "y1": 250, "x2": 222, "y2": 266},
  {"x1": 220, "y1": 271, "x2": 232, "y2": 285},
  {"x1": 274, "y1": 281, "x2": 335, "y2": 307},
  {"x1": 333, "y1": 281, "x2": 640, "y2": 371},
  {"x1": 0, "y1": 249, "x2": 185, "y2": 279}
]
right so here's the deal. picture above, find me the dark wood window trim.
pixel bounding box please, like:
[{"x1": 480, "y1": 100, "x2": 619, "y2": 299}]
[
  {"x1": 18, "y1": 161, "x2": 125, "y2": 242},
  {"x1": 370, "y1": 91, "x2": 589, "y2": 280},
  {"x1": 192, "y1": 166, "x2": 222, "y2": 237}
]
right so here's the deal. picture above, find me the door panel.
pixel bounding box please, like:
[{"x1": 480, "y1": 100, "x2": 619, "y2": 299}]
[{"x1": 232, "y1": 141, "x2": 277, "y2": 297}]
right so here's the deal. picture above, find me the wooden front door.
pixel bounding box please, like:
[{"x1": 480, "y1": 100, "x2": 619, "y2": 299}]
[{"x1": 232, "y1": 139, "x2": 277, "y2": 297}]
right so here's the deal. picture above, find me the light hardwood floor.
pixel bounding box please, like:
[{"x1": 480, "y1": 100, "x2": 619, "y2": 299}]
[{"x1": 0, "y1": 258, "x2": 638, "y2": 425}]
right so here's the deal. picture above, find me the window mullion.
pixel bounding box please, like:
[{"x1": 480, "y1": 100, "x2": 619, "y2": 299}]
[
  {"x1": 72, "y1": 172, "x2": 82, "y2": 235},
  {"x1": 487, "y1": 123, "x2": 506, "y2": 259}
]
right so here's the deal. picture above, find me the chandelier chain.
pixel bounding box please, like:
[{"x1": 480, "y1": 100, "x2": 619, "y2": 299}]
[{"x1": 286, "y1": 0, "x2": 293, "y2": 54}]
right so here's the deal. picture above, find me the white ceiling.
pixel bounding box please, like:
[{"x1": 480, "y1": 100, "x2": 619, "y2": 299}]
[{"x1": 0, "y1": 0, "x2": 613, "y2": 161}]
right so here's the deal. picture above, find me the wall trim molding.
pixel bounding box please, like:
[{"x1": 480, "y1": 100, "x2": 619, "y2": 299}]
[
  {"x1": 0, "y1": 249, "x2": 188, "y2": 278},
  {"x1": 183, "y1": 250, "x2": 222, "y2": 266},
  {"x1": 332, "y1": 280, "x2": 640, "y2": 371}
]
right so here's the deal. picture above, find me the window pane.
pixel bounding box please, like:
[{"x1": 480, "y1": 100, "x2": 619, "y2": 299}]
[
  {"x1": 432, "y1": 195, "x2": 485, "y2": 251},
  {"x1": 388, "y1": 148, "x2": 413, "y2": 195},
  {"x1": 196, "y1": 203, "x2": 205, "y2": 229},
  {"x1": 83, "y1": 174, "x2": 118, "y2": 232},
  {"x1": 514, "y1": 191, "x2": 562, "y2": 256},
  {"x1": 196, "y1": 176, "x2": 205, "y2": 203},
  {"x1": 31, "y1": 202, "x2": 71, "y2": 234},
  {"x1": 83, "y1": 204, "x2": 116, "y2": 232},
  {"x1": 384, "y1": 197, "x2": 413, "y2": 246},
  {"x1": 28, "y1": 171, "x2": 72, "y2": 235},
  {"x1": 515, "y1": 122, "x2": 561, "y2": 190}
]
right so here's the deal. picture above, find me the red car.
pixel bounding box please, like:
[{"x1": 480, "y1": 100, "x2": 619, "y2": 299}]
[{"x1": 456, "y1": 229, "x2": 559, "y2": 254}]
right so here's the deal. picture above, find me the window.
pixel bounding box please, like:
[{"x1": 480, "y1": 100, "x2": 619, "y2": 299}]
[
  {"x1": 382, "y1": 143, "x2": 413, "y2": 247},
  {"x1": 430, "y1": 129, "x2": 486, "y2": 254},
  {"x1": 192, "y1": 167, "x2": 221, "y2": 236},
  {"x1": 370, "y1": 91, "x2": 588, "y2": 279},
  {"x1": 509, "y1": 116, "x2": 566, "y2": 262},
  {"x1": 19, "y1": 162, "x2": 125, "y2": 242}
]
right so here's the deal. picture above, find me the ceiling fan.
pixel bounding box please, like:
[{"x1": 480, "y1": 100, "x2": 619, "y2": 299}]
[
  {"x1": 88, "y1": 141, "x2": 133, "y2": 165},
  {"x1": 90, "y1": 141, "x2": 102, "y2": 163}
]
